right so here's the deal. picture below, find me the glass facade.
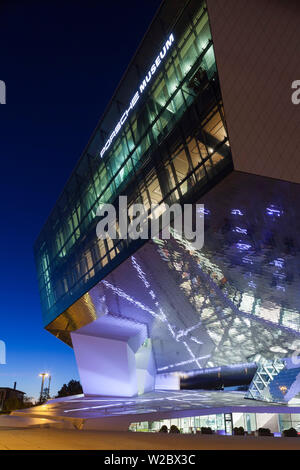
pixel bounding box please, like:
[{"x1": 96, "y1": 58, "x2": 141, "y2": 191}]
[
  {"x1": 129, "y1": 413, "x2": 266, "y2": 434},
  {"x1": 279, "y1": 414, "x2": 300, "y2": 433},
  {"x1": 34, "y1": 0, "x2": 233, "y2": 330},
  {"x1": 44, "y1": 170, "x2": 300, "y2": 364},
  {"x1": 129, "y1": 414, "x2": 226, "y2": 434},
  {"x1": 130, "y1": 412, "x2": 300, "y2": 434}
]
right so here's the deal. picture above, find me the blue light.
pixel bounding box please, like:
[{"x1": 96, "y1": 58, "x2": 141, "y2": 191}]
[
  {"x1": 234, "y1": 227, "x2": 247, "y2": 234},
  {"x1": 236, "y1": 242, "x2": 251, "y2": 251},
  {"x1": 266, "y1": 205, "x2": 282, "y2": 217},
  {"x1": 231, "y1": 209, "x2": 244, "y2": 216},
  {"x1": 197, "y1": 207, "x2": 210, "y2": 215},
  {"x1": 271, "y1": 258, "x2": 285, "y2": 268},
  {"x1": 242, "y1": 256, "x2": 253, "y2": 265},
  {"x1": 273, "y1": 272, "x2": 285, "y2": 279}
]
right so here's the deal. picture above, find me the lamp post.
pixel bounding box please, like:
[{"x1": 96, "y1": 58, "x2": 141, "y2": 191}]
[
  {"x1": 48, "y1": 375, "x2": 51, "y2": 398},
  {"x1": 39, "y1": 373, "x2": 48, "y2": 403},
  {"x1": 43, "y1": 375, "x2": 52, "y2": 401}
]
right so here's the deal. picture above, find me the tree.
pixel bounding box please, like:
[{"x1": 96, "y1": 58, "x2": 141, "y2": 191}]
[
  {"x1": 23, "y1": 395, "x2": 35, "y2": 408},
  {"x1": 39, "y1": 388, "x2": 50, "y2": 404},
  {"x1": 56, "y1": 380, "x2": 83, "y2": 398}
]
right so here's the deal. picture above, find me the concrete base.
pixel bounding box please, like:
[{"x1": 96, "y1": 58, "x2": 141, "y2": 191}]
[{"x1": 7, "y1": 390, "x2": 300, "y2": 432}]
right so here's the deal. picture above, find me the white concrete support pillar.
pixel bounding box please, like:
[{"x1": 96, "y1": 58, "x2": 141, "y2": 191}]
[{"x1": 71, "y1": 316, "x2": 156, "y2": 397}]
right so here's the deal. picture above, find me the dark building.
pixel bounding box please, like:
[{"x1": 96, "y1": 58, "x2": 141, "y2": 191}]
[
  {"x1": 34, "y1": 0, "x2": 300, "y2": 398},
  {"x1": 0, "y1": 386, "x2": 25, "y2": 411}
]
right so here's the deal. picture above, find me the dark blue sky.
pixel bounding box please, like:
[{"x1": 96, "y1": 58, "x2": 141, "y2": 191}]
[{"x1": 0, "y1": 0, "x2": 161, "y2": 399}]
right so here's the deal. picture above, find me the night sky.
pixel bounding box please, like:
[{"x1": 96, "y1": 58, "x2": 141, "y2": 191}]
[{"x1": 0, "y1": 0, "x2": 162, "y2": 400}]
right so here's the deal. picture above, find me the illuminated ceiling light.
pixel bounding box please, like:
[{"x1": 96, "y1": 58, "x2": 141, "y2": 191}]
[
  {"x1": 236, "y1": 242, "x2": 251, "y2": 251},
  {"x1": 103, "y1": 256, "x2": 210, "y2": 371},
  {"x1": 248, "y1": 280, "x2": 256, "y2": 288},
  {"x1": 231, "y1": 209, "x2": 244, "y2": 216},
  {"x1": 197, "y1": 207, "x2": 210, "y2": 216},
  {"x1": 102, "y1": 280, "x2": 161, "y2": 319},
  {"x1": 157, "y1": 354, "x2": 210, "y2": 372},
  {"x1": 234, "y1": 226, "x2": 247, "y2": 234},
  {"x1": 64, "y1": 403, "x2": 124, "y2": 413},
  {"x1": 242, "y1": 256, "x2": 253, "y2": 265},
  {"x1": 176, "y1": 320, "x2": 203, "y2": 340},
  {"x1": 266, "y1": 205, "x2": 282, "y2": 217},
  {"x1": 270, "y1": 346, "x2": 288, "y2": 353},
  {"x1": 271, "y1": 258, "x2": 285, "y2": 268}
]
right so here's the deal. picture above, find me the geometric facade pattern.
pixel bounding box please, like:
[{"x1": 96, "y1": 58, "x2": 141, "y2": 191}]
[
  {"x1": 90, "y1": 171, "x2": 300, "y2": 375},
  {"x1": 246, "y1": 359, "x2": 300, "y2": 404},
  {"x1": 35, "y1": 0, "x2": 232, "y2": 331},
  {"x1": 246, "y1": 359, "x2": 286, "y2": 402},
  {"x1": 33, "y1": 0, "x2": 300, "y2": 401},
  {"x1": 46, "y1": 171, "x2": 300, "y2": 391}
]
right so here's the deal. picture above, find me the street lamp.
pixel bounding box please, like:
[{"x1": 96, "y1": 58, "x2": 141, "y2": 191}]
[
  {"x1": 39, "y1": 373, "x2": 49, "y2": 403},
  {"x1": 48, "y1": 375, "x2": 51, "y2": 397}
]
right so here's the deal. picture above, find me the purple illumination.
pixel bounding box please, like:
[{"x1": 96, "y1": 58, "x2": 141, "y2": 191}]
[
  {"x1": 242, "y1": 256, "x2": 254, "y2": 265},
  {"x1": 78, "y1": 174, "x2": 300, "y2": 387},
  {"x1": 234, "y1": 226, "x2": 247, "y2": 234},
  {"x1": 236, "y1": 242, "x2": 251, "y2": 251},
  {"x1": 157, "y1": 354, "x2": 210, "y2": 371},
  {"x1": 197, "y1": 207, "x2": 210, "y2": 215},
  {"x1": 271, "y1": 258, "x2": 285, "y2": 268},
  {"x1": 273, "y1": 272, "x2": 285, "y2": 280},
  {"x1": 102, "y1": 280, "x2": 163, "y2": 320},
  {"x1": 102, "y1": 255, "x2": 211, "y2": 372},
  {"x1": 231, "y1": 209, "x2": 244, "y2": 216},
  {"x1": 176, "y1": 320, "x2": 203, "y2": 340},
  {"x1": 266, "y1": 205, "x2": 282, "y2": 217},
  {"x1": 248, "y1": 280, "x2": 256, "y2": 288}
]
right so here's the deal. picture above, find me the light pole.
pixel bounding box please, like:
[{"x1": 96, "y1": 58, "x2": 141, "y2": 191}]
[
  {"x1": 39, "y1": 373, "x2": 48, "y2": 403},
  {"x1": 48, "y1": 375, "x2": 51, "y2": 398}
]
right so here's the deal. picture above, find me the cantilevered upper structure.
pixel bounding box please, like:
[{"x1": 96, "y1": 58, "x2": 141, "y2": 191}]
[{"x1": 34, "y1": 0, "x2": 300, "y2": 399}]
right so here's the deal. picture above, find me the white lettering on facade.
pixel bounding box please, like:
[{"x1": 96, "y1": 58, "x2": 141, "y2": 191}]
[{"x1": 100, "y1": 33, "x2": 175, "y2": 159}]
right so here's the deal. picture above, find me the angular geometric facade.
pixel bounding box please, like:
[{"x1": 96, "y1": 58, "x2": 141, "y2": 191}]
[
  {"x1": 246, "y1": 359, "x2": 300, "y2": 404},
  {"x1": 71, "y1": 316, "x2": 155, "y2": 396},
  {"x1": 34, "y1": 0, "x2": 232, "y2": 330},
  {"x1": 34, "y1": 0, "x2": 300, "y2": 397}
]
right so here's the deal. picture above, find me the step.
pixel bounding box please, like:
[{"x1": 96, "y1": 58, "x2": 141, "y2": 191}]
[{"x1": 0, "y1": 415, "x2": 62, "y2": 429}]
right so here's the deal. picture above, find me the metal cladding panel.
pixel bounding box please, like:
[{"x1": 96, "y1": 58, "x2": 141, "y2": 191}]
[
  {"x1": 207, "y1": 0, "x2": 300, "y2": 183},
  {"x1": 35, "y1": 0, "x2": 234, "y2": 328},
  {"x1": 57, "y1": 171, "x2": 300, "y2": 373}
]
